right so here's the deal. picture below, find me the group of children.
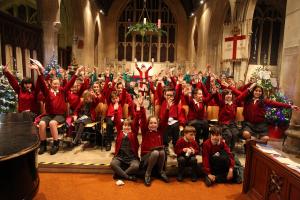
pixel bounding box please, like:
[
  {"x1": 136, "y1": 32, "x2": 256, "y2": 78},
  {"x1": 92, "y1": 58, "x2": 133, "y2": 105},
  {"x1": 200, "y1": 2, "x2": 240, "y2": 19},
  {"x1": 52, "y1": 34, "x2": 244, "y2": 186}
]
[{"x1": 2, "y1": 60, "x2": 299, "y2": 186}]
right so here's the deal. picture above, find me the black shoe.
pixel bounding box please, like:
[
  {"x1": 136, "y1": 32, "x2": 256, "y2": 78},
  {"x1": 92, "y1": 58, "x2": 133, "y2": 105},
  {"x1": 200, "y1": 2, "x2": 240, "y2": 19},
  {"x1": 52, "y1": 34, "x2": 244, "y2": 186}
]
[
  {"x1": 127, "y1": 175, "x2": 137, "y2": 182},
  {"x1": 204, "y1": 176, "x2": 212, "y2": 187},
  {"x1": 144, "y1": 175, "x2": 151, "y2": 186},
  {"x1": 160, "y1": 171, "x2": 169, "y2": 183},
  {"x1": 105, "y1": 144, "x2": 111, "y2": 151},
  {"x1": 191, "y1": 174, "x2": 197, "y2": 182},
  {"x1": 177, "y1": 173, "x2": 184, "y2": 182},
  {"x1": 50, "y1": 145, "x2": 59, "y2": 155},
  {"x1": 38, "y1": 145, "x2": 47, "y2": 155},
  {"x1": 38, "y1": 140, "x2": 47, "y2": 155}
]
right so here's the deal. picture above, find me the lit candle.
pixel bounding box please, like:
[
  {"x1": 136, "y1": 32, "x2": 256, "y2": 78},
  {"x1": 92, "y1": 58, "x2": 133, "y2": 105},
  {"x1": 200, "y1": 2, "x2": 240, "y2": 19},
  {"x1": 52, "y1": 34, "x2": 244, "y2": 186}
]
[
  {"x1": 143, "y1": 18, "x2": 146, "y2": 24},
  {"x1": 158, "y1": 19, "x2": 161, "y2": 28}
]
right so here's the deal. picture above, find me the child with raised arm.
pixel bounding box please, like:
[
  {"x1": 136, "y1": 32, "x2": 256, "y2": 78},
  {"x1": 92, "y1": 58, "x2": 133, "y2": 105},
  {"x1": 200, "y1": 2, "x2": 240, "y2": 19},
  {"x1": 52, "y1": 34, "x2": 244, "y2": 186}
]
[
  {"x1": 241, "y1": 83, "x2": 299, "y2": 143},
  {"x1": 139, "y1": 95, "x2": 169, "y2": 186},
  {"x1": 34, "y1": 64, "x2": 84, "y2": 155},
  {"x1": 2, "y1": 64, "x2": 40, "y2": 115},
  {"x1": 175, "y1": 126, "x2": 199, "y2": 182},
  {"x1": 110, "y1": 101, "x2": 140, "y2": 182}
]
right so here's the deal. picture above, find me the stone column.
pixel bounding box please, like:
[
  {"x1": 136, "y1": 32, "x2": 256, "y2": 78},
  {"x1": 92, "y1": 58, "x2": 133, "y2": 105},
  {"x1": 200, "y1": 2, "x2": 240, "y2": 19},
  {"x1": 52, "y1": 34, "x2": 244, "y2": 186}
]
[
  {"x1": 37, "y1": 0, "x2": 60, "y2": 64},
  {"x1": 280, "y1": 0, "x2": 300, "y2": 154}
]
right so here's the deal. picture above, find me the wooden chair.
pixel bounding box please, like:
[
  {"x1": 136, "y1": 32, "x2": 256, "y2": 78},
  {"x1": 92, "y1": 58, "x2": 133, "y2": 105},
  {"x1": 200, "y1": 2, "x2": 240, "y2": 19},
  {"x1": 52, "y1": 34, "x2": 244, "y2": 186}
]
[
  {"x1": 235, "y1": 107, "x2": 244, "y2": 122},
  {"x1": 206, "y1": 105, "x2": 219, "y2": 122}
]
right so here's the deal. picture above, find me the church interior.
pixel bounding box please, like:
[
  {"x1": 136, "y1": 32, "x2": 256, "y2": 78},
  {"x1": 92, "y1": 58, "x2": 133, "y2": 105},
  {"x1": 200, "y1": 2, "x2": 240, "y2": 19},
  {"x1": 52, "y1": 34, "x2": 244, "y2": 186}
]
[{"x1": 0, "y1": 0, "x2": 300, "y2": 199}]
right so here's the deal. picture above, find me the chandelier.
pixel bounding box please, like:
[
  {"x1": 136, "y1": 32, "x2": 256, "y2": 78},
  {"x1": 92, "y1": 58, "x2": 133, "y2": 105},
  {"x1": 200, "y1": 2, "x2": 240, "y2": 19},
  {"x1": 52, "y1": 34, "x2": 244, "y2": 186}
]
[{"x1": 126, "y1": 0, "x2": 167, "y2": 37}]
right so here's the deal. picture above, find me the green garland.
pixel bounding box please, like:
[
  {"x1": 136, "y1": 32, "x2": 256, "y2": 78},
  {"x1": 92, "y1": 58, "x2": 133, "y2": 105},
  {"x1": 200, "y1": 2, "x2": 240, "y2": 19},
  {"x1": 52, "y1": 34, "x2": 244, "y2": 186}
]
[{"x1": 126, "y1": 22, "x2": 167, "y2": 37}]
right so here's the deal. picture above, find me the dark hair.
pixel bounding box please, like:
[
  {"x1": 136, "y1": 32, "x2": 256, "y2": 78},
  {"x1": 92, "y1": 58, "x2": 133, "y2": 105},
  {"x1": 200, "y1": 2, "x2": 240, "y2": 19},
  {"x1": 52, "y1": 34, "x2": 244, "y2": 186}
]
[
  {"x1": 192, "y1": 88, "x2": 202, "y2": 97},
  {"x1": 210, "y1": 126, "x2": 222, "y2": 136},
  {"x1": 245, "y1": 85, "x2": 264, "y2": 106},
  {"x1": 20, "y1": 77, "x2": 34, "y2": 91},
  {"x1": 164, "y1": 86, "x2": 175, "y2": 95},
  {"x1": 222, "y1": 89, "x2": 233, "y2": 100}
]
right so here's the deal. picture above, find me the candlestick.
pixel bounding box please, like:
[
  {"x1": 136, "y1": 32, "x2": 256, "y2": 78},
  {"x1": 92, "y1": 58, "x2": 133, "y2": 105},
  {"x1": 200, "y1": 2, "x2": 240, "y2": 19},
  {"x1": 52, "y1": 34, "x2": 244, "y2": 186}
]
[{"x1": 143, "y1": 18, "x2": 146, "y2": 24}]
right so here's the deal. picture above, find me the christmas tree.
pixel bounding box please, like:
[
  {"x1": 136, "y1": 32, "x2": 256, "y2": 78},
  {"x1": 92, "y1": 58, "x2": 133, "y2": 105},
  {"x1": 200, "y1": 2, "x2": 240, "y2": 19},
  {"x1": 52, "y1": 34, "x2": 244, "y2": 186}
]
[
  {"x1": 251, "y1": 66, "x2": 292, "y2": 125},
  {"x1": 0, "y1": 66, "x2": 18, "y2": 113},
  {"x1": 44, "y1": 55, "x2": 62, "y2": 78}
]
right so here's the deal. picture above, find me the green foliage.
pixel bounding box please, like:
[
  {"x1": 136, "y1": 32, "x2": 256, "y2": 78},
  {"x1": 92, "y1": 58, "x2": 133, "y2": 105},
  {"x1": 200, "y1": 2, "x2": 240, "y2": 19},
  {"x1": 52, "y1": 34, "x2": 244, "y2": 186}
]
[
  {"x1": 0, "y1": 67, "x2": 17, "y2": 113},
  {"x1": 126, "y1": 22, "x2": 167, "y2": 37}
]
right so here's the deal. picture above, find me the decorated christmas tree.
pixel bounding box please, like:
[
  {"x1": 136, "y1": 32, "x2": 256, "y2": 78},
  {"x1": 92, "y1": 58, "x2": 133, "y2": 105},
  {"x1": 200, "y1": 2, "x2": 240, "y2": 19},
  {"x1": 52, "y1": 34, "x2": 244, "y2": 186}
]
[
  {"x1": 0, "y1": 66, "x2": 18, "y2": 113},
  {"x1": 251, "y1": 66, "x2": 293, "y2": 125},
  {"x1": 44, "y1": 55, "x2": 62, "y2": 78}
]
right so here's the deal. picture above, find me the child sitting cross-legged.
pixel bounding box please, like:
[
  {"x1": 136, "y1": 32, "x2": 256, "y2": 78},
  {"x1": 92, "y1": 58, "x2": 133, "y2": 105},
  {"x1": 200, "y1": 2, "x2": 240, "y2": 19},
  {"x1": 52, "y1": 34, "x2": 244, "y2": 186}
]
[
  {"x1": 174, "y1": 126, "x2": 199, "y2": 182},
  {"x1": 202, "y1": 126, "x2": 242, "y2": 187}
]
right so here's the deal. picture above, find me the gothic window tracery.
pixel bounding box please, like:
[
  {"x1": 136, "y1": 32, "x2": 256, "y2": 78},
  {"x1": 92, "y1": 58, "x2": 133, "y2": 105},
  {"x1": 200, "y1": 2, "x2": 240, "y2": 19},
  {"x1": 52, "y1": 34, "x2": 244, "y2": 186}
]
[
  {"x1": 249, "y1": 2, "x2": 283, "y2": 66},
  {"x1": 117, "y1": 0, "x2": 176, "y2": 62}
]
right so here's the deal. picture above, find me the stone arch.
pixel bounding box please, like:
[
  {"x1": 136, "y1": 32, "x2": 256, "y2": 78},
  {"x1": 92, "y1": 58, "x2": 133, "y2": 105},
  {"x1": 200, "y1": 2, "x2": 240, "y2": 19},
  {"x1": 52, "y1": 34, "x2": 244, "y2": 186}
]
[{"x1": 0, "y1": 0, "x2": 38, "y2": 23}]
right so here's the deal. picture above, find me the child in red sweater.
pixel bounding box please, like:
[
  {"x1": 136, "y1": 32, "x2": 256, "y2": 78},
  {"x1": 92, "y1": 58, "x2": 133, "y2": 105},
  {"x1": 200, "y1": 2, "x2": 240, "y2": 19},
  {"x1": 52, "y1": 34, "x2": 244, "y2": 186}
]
[
  {"x1": 3, "y1": 65, "x2": 40, "y2": 114},
  {"x1": 202, "y1": 126, "x2": 241, "y2": 187},
  {"x1": 175, "y1": 126, "x2": 199, "y2": 182},
  {"x1": 241, "y1": 83, "x2": 299, "y2": 143},
  {"x1": 72, "y1": 90, "x2": 102, "y2": 145},
  {"x1": 139, "y1": 96, "x2": 169, "y2": 186},
  {"x1": 34, "y1": 65, "x2": 84, "y2": 155},
  {"x1": 110, "y1": 102, "x2": 140, "y2": 182}
]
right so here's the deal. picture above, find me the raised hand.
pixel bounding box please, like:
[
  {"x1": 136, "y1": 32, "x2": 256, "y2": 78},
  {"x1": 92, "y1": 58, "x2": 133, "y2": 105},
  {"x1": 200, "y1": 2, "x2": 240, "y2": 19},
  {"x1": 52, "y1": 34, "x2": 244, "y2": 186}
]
[
  {"x1": 249, "y1": 83, "x2": 257, "y2": 91},
  {"x1": 30, "y1": 58, "x2": 44, "y2": 70},
  {"x1": 75, "y1": 65, "x2": 85, "y2": 75},
  {"x1": 1, "y1": 64, "x2": 8, "y2": 72},
  {"x1": 221, "y1": 80, "x2": 229, "y2": 88},
  {"x1": 291, "y1": 105, "x2": 300, "y2": 111}
]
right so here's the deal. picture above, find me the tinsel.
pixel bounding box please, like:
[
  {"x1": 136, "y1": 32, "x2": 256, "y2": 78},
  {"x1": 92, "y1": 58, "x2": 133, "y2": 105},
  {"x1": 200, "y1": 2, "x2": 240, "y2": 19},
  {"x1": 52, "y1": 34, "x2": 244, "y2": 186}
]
[
  {"x1": 0, "y1": 66, "x2": 18, "y2": 113},
  {"x1": 44, "y1": 55, "x2": 62, "y2": 78},
  {"x1": 265, "y1": 92, "x2": 292, "y2": 124}
]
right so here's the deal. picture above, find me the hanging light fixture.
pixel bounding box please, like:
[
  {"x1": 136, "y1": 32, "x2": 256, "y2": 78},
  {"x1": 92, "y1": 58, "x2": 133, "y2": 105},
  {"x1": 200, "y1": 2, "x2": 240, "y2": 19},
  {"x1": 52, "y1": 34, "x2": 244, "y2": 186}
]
[{"x1": 126, "y1": 0, "x2": 167, "y2": 37}]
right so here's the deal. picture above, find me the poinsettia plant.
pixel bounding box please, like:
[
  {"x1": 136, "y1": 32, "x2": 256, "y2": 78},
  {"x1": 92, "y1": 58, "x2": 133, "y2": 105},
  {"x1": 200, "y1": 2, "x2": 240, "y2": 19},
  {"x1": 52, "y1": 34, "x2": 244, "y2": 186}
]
[{"x1": 126, "y1": 22, "x2": 167, "y2": 37}]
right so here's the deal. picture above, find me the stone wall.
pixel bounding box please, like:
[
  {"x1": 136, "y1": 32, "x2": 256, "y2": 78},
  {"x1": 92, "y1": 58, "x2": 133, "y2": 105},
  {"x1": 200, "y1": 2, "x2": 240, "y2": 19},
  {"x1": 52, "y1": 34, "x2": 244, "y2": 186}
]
[{"x1": 280, "y1": 0, "x2": 300, "y2": 125}]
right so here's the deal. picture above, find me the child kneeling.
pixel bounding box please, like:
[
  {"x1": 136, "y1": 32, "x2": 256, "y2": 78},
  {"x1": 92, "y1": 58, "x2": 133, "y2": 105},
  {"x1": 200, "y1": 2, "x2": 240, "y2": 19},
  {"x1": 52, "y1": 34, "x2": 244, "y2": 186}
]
[
  {"x1": 175, "y1": 126, "x2": 199, "y2": 182},
  {"x1": 202, "y1": 126, "x2": 242, "y2": 186}
]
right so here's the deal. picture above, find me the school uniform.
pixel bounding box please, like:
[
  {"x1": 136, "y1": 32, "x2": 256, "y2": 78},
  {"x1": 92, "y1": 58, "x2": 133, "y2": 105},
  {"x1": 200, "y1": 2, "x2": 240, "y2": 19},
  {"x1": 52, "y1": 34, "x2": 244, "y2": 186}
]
[
  {"x1": 175, "y1": 137, "x2": 199, "y2": 180},
  {"x1": 242, "y1": 96, "x2": 291, "y2": 137},
  {"x1": 4, "y1": 70, "x2": 40, "y2": 114},
  {"x1": 202, "y1": 139, "x2": 235, "y2": 183},
  {"x1": 110, "y1": 109, "x2": 140, "y2": 179}
]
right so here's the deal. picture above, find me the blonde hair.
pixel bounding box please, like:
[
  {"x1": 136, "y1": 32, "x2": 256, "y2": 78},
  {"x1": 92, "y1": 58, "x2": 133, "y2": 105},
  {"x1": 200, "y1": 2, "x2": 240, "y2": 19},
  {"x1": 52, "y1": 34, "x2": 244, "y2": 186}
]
[
  {"x1": 82, "y1": 90, "x2": 93, "y2": 101},
  {"x1": 183, "y1": 126, "x2": 196, "y2": 134}
]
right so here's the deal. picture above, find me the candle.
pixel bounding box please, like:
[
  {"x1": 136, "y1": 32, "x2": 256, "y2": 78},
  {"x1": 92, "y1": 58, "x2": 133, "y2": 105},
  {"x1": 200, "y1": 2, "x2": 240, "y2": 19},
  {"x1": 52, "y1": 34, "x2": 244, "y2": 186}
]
[
  {"x1": 158, "y1": 19, "x2": 161, "y2": 28},
  {"x1": 143, "y1": 18, "x2": 146, "y2": 24}
]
